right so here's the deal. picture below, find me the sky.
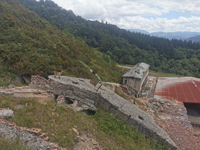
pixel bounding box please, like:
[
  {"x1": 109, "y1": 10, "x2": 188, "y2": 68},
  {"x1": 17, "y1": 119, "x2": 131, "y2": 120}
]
[{"x1": 50, "y1": 0, "x2": 200, "y2": 33}]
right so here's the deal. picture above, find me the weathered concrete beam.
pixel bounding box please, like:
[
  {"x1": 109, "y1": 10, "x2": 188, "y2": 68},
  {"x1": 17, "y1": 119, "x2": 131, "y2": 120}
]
[{"x1": 48, "y1": 75, "x2": 177, "y2": 149}]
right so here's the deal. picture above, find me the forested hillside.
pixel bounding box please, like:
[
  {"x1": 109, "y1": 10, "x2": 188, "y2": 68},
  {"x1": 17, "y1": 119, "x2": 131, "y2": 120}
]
[
  {"x1": 0, "y1": 0, "x2": 122, "y2": 82},
  {"x1": 20, "y1": 0, "x2": 200, "y2": 77}
]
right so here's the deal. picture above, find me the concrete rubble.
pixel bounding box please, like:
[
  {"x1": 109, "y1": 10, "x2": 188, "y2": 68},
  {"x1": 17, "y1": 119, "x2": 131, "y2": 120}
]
[
  {"x1": 0, "y1": 119, "x2": 67, "y2": 150},
  {"x1": 2, "y1": 75, "x2": 194, "y2": 149},
  {"x1": 146, "y1": 98, "x2": 172, "y2": 114},
  {"x1": 0, "y1": 108, "x2": 14, "y2": 119},
  {"x1": 143, "y1": 98, "x2": 200, "y2": 150},
  {"x1": 48, "y1": 75, "x2": 177, "y2": 149}
]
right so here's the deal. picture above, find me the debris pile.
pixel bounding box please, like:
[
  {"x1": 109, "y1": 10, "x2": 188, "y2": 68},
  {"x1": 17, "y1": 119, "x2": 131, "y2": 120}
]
[
  {"x1": 146, "y1": 99, "x2": 200, "y2": 150},
  {"x1": 0, "y1": 119, "x2": 67, "y2": 150},
  {"x1": 30, "y1": 75, "x2": 52, "y2": 89},
  {"x1": 146, "y1": 98, "x2": 171, "y2": 113},
  {"x1": 56, "y1": 95, "x2": 65, "y2": 105}
]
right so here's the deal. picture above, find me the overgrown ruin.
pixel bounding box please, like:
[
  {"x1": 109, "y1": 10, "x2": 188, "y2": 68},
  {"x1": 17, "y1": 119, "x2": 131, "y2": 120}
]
[
  {"x1": 45, "y1": 75, "x2": 176, "y2": 149},
  {"x1": 3, "y1": 74, "x2": 200, "y2": 149}
]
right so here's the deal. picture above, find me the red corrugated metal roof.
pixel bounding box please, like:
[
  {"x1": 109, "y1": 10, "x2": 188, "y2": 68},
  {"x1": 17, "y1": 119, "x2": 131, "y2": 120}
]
[{"x1": 154, "y1": 77, "x2": 200, "y2": 103}]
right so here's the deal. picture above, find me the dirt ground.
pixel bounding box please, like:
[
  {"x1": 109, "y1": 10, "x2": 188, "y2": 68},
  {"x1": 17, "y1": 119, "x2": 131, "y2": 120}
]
[{"x1": 136, "y1": 98, "x2": 200, "y2": 150}]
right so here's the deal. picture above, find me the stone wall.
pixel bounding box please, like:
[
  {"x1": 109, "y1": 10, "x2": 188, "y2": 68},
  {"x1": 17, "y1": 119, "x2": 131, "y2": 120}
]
[{"x1": 48, "y1": 75, "x2": 177, "y2": 149}]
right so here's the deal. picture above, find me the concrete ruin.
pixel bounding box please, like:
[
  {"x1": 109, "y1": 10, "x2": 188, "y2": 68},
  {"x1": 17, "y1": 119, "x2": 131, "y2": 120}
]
[
  {"x1": 122, "y1": 62, "x2": 150, "y2": 96},
  {"x1": 0, "y1": 75, "x2": 177, "y2": 149},
  {"x1": 47, "y1": 75, "x2": 176, "y2": 149}
]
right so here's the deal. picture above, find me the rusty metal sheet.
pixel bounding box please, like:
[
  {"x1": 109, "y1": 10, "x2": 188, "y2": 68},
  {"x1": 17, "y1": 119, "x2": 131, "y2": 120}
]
[{"x1": 154, "y1": 77, "x2": 200, "y2": 103}]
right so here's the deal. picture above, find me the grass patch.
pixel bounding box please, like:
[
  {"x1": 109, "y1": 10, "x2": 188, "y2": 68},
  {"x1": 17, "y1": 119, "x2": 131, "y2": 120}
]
[
  {"x1": 0, "y1": 138, "x2": 31, "y2": 150},
  {"x1": 135, "y1": 99, "x2": 144, "y2": 106},
  {"x1": 149, "y1": 70, "x2": 182, "y2": 77},
  {"x1": 0, "y1": 96, "x2": 170, "y2": 150},
  {"x1": 92, "y1": 107, "x2": 170, "y2": 150}
]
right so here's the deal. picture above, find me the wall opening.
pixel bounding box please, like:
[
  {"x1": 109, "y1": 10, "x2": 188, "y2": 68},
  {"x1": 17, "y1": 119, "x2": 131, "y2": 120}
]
[
  {"x1": 81, "y1": 109, "x2": 96, "y2": 115},
  {"x1": 65, "y1": 97, "x2": 73, "y2": 104},
  {"x1": 184, "y1": 103, "x2": 200, "y2": 127},
  {"x1": 138, "y1": 116, "x2": 144, "y2": 120},
  {"x1": 124, "y1": 80, "x2": 127, "y2": 85},
  {"x1": 53, "y1": 94, "x2": 58, "y2": 101}
]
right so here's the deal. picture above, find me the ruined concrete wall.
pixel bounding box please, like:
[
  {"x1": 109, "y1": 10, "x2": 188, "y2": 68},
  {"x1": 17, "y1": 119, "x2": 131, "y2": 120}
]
[
  {"x1": 101, "y1": 82, "x2": 120, "y2": 92},
  {"x1": 123, "y1": 69, "x2": 149, "y2": 95},
  {"x1": 139, "y1": 69, "x2": 149, "y2": 95},
  {"x1": 135, "y1": 78, "x2": 141, "y2": 93},
  {"x1": 123, "y1": 77, "x2": 140, "y2": 95},
  {"x1": 48, "y1": 75, "x2": 176, "y2": 149},
  {"x1": 102, "y1": 82, "x2": 128, "y2": 96},
  {"x1": 141, "y1": 69, "x2": 149, "y2": 86}
]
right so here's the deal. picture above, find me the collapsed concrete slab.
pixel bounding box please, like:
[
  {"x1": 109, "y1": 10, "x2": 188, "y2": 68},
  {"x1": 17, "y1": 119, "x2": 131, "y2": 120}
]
[{"x1": 48, "y1": 75, "x2": 177, "y2": 149}]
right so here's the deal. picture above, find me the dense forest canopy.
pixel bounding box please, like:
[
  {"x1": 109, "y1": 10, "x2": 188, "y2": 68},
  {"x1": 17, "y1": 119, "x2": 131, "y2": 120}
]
[
  {"x1": 19, "y1": 0, "x2": 200, "y2": 77},
  {"x1": 0, "y1": 0, "x2": 123, "y2": 82}
]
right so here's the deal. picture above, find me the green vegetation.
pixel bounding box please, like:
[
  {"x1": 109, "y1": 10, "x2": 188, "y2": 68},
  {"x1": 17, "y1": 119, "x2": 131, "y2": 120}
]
[
  {"x1": 0, "y1": 138, "x2": 31, "y2": 150},
  {"x1": 149, "y1": 70, "x2": 182, "y2": 77},
  {"x1": 0, "y1": 78, "x2": 25, "y2": 86},
  {"x1": 0, "y1": 0, "x2": 123, "y2": 83},
  {"x1": 0, "y1": 96, "x2": 170, "y2": 150},
  {"x1": 20, "y1": 0, "x2": 200, "y2": 78}
]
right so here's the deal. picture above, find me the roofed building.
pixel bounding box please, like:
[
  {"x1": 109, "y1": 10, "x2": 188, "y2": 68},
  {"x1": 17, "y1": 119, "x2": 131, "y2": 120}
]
[{"x1": 122, "y1": 62, "x2": 150, "y2": 96}]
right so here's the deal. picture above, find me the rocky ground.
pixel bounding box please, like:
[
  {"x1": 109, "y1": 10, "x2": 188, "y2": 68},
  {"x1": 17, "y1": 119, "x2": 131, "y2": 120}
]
[
  {"x1": 0, "y1": 117, "x2": 101, "y2": 150},
  {"x1": 0, "y1": 119, "x2": 59, "y2": 150},
  {"x1": 137, "y1": 98, "x2": 200, "y2": 150}
]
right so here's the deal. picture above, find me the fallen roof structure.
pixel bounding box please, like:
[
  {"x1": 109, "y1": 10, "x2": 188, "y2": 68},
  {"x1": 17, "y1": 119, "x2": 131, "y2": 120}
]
[{"x1": 154, "y1": 77, "x2": 200, "y2": 103}]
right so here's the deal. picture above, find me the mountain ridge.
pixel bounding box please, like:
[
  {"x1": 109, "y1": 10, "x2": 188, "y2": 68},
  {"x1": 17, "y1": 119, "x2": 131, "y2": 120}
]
[
  {"x1": 128, "y1": 29, "x2": 200, "y2": 40},
  {"x1": 186, "y1": 35, "x2": 200, "y2": 43}
]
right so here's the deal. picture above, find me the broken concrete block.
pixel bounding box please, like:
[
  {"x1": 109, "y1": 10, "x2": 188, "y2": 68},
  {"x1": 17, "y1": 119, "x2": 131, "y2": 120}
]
[
  {"x1": 0, "y1": 108, "x2": 14, "y2": 119},
  {"x1": 39, "y1": 133, "x2": 49, "y2": 141},
  {"x1": 29, "y1": 128, "x2": 42, "y2": 135}
]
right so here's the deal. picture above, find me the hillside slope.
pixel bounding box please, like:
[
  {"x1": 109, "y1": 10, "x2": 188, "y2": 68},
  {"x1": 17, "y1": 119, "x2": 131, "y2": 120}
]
[
  {"x1": 0, "y1": 0, "x2": 122, "y2": 82},
  {"x1": 186, "y1": 35, "x2": 200, "y2": 43},
  {"x1": 19, "y1": 0, "x2": 200, "y2": 78}
]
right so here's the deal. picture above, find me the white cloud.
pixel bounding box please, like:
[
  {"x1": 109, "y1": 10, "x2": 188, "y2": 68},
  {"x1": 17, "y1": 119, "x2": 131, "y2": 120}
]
[{"x1": 51, "y1": 0, "x2": 200, "y2": 32}]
